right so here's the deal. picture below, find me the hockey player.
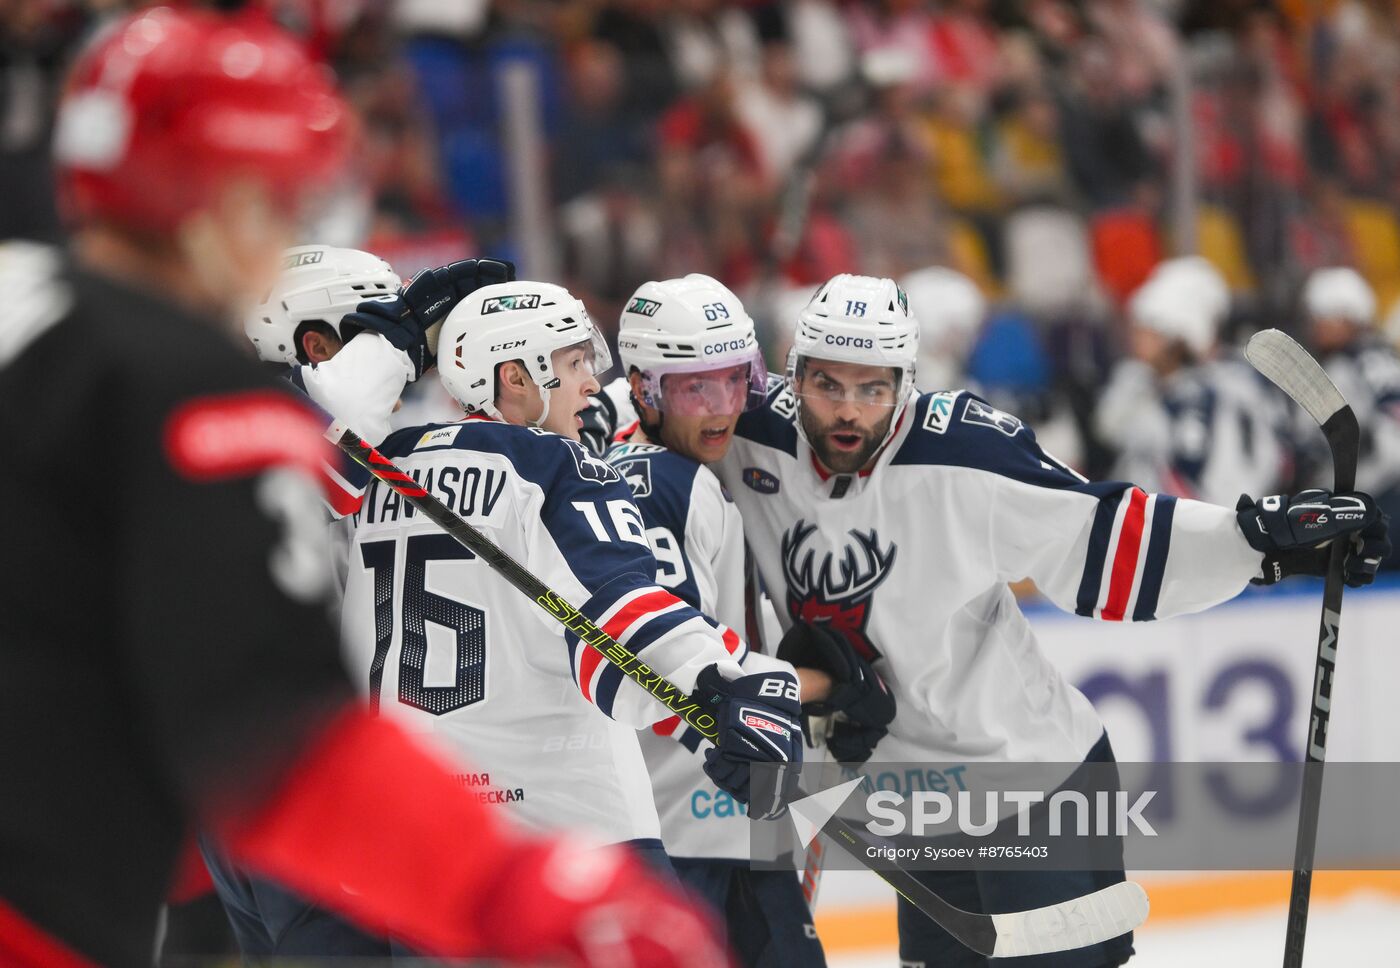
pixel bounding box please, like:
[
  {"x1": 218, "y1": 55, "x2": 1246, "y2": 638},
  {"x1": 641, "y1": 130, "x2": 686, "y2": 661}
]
[
  {"x1": 1301, "y1": 267, "x2": 1400, "y2": 568},
  {"x1": 606, "y1": 274, "x2": 894, "y2": 966},
  {"x1": 1095, "y1": 257, "x2": 1292, "y2": 505},
  {"x1": 0, "y1": 9, "x2": 723, "y2": 967},
  {"x1": 337, "y1": 278, "x2": 804, "y2": 893},
  {"x1": 205, "y1": 247, "x2": 517, "y2": 960},
  {"x1": 585, "y1": 271, "x2": 1389, "y2": 967}
]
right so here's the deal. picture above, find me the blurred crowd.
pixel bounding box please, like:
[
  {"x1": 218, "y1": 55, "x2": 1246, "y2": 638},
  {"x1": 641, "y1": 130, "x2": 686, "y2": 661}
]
[{"x1": 7, "y1": 0, "x2": 1400, "y2": 541}]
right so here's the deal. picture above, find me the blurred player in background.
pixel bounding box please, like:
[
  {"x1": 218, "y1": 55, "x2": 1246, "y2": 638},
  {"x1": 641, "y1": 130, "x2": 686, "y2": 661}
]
[
  {"x1": 1301, "y1": 266, "x2": 1400, "y2": 569},
  {"x1": 605, "y1": 274, "x2": 895, "y2": 966},
  {"x1": 0, "y1": 9, "x2": 724, "y2": 967},
  {"x1": 900, "y1": 265, "x2": 986, "y2": 393},
  {"x1": 337, "y1": 278, "x2": 805, "y2": 944},
  {"x1": 1095, "y1": 257, "x2": 1293, "y2": 505}
]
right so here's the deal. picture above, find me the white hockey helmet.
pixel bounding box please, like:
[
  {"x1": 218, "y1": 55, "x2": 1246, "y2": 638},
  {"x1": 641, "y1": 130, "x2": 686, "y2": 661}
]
[
  {"x1": 437, "y1": 280, "x2": 611, "y2": 423},
  {"x1": 1303, "y1": 266, "x2": 1376, "y2": 323},
  {"x1": 246, "y1": 244, "x2": 401, "y2": 365},
  {"x1": 1149, "y1": 257, "x2": 1230, "y2": 325},
  {"x1": 618, "y1": 274, "x2": 768, "y2": 415},
  {"x1": 788, "y1": 273, "x2": 919, "y2": 406},
  {"x1": 1129, "y1": 260, "x2": 1225, "y2": 358}
]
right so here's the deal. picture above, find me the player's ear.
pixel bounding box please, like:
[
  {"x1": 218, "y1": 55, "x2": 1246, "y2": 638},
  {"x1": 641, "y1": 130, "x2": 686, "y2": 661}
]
[
  {"x1": 495, "y1": 360, "x2": 530, "y2": 399},
  {"x1": 300, "y1": 325, "x2": 342, "y2": 364}
]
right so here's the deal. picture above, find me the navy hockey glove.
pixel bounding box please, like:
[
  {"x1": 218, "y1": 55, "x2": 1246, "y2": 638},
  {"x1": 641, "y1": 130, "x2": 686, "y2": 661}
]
[
  {"x1": 694, "y1": 665, "x2": 803, "y2": 821},
  {"x1": 777, "y1": 621, "x2": 895, "y2": 763},
  {"x1": 1237, "y1": 490, "x2": 1391, "y2": 588},
  {"x1": 339, "y1": 257, "x2": 515, "y2": 378}
]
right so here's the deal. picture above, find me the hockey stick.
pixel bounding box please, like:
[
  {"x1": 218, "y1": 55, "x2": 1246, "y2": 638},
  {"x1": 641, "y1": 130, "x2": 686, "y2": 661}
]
[
  {"x1": 1245, "y1": 330, "x2": 1360, "y2": 968},
  {"x1": 329, "y1": 423, "x2": 1149, "y2": 957}
]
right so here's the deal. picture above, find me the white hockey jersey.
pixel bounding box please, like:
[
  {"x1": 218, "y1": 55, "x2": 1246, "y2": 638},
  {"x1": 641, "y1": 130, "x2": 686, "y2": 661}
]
[
  {"x1": 605, "y1": 433, "x2": 795, "y2": 859},
  {"x1": 1095, "y1": 353, "x2": 1292, "y2": 507},
  {"x1": 338, "y1": 415, "x2": 745, "y2": 843},
  {"x1": 694, "y1": 381, "x2": 1266, "y2": 766}
]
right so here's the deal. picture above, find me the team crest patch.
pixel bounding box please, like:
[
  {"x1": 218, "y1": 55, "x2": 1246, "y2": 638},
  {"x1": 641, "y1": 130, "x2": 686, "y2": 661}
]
[
  {"x1": 553, "y1": 436, "x2": 619, "y2": 485},
  {"x1": 614, "y1": 457, "x2": 653, "y2": 498},
  {"x1": 416, "y1": 426, "x2": 461, "y2": 449},
  {"x1": 961, "y1": 397, "x2": 1023, "y2": 437},
  {"x1": 627, "y1": 296, "x2": 662, "y2": 317},
  {"x1": 781, "y1": 520, "x2": 895, "y2": 662},
  {"x1": 922, "y1": 390, "x2": 959, "y2": 434},
  {"x1": 742, "y1": 467, "x2": 780, "y2": 494},
  {"x1": 481, "y1": 293, "x2": 541, "y2": 314}
]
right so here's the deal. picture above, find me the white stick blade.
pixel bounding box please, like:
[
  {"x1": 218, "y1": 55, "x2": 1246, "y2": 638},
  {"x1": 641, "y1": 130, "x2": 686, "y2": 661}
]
[
  {"x1": 990, "y1": 881, "x2": 1149, "y2": 958},
  {"x1": 1246, "y1": 329, "x2": 1346, "y2": 428}
]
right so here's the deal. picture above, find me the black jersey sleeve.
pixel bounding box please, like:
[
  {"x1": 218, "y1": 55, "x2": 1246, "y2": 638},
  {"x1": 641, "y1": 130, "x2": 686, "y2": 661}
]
[{"x1": 116, "y1": 347, "x2": 354, "y2": 818}]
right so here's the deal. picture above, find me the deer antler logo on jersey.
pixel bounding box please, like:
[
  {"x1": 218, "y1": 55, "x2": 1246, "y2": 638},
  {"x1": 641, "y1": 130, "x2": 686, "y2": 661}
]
[{"x1": 781, "y1": 521, "x2": 896, "y2": 661}]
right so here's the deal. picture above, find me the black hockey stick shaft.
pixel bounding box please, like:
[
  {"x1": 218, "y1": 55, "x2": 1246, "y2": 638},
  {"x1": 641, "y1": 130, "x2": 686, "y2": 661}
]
[
  {"x1": 1283, "y1": 410, "x2": 1358, "y2": 968},
  {"x1": 330, "y1": 425, "x2": 1042, "y2": 955},
  {"x1": 1246, "y1": 330, "x2": 1361, "y2": 968}
]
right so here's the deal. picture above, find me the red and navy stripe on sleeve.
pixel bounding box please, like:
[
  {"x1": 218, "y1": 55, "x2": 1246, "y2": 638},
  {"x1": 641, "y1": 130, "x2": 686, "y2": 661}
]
[
  {"x1": 1074, "y1": 486, "x2": 1177, "y2": 622},
  {"x1": 564, "y1": 575, "x2": 742, "y2": 721}
]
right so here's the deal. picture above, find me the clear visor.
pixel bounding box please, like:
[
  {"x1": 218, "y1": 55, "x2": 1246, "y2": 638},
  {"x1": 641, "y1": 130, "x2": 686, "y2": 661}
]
[
  {"x1": 638, "y1": 349, "x2": 769, "y2": 416},
  {"x1": 551, "y1": 329, "x2": 613, "y2": 380},
  {"x1": 790, "y1": 355, "x2": 907, "y2": 409}
]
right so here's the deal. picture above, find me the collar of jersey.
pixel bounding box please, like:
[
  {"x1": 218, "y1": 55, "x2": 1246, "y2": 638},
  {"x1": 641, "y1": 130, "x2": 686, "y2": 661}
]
[{"x1": 614, "y1": 419, "x2": 641, "y2": 443}]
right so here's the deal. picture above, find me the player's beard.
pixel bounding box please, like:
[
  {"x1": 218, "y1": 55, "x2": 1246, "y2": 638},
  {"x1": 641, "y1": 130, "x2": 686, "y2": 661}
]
[{"x1": 801, "y1": 406, "x2": 894, "y2": 474}]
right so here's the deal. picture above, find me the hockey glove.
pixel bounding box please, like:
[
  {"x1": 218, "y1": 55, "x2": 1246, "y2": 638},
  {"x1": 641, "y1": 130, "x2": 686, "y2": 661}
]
[
  {"x1": 339, "y1": 258, "x2": 516, "y2": 379},
  {"x1": 694, "y1": 664, "x2": 803, "y2": 821},
  {"x1": 777, "y1": 621, "x2": 895, "y2": 763},
  {"x1": 1237, "y1": 490, "x2": 1391, "y2": 588}
]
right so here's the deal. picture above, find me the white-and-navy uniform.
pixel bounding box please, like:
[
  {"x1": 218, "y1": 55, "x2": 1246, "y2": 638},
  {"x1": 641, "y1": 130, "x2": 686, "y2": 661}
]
[
  {"x1": 1095, "y1": 353, "x2": 1292, "y2": 507},
  {"x1": 337, "y1": 414, "x2": 747, "y2": 846},
  {"x1": 590, "y1": 375, "x2": 1267, "y2": 966},
  {"x1": 604, "y1": 427, "x2": 826, "y2": 968},
  {"x1": 718, "y1": 381, "x2": 1263, "y2": 767},
  {"x1": 1319, "y1": 338, "x2": 1400, "y2": 494},
  {"x1": 727, "y1": 381, "x2": 1268, "y2": 967}
]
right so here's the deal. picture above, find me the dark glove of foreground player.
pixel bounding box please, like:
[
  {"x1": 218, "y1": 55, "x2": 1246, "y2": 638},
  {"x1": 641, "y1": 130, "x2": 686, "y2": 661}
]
[
  {"x1": 694, "y1": 665, "x2": 802, "y2": 821},
  {"x1": 778, "y1": 620, "x2": 895, "y2": 763},
  {"x1": 1237, "y1": 490, "x2": 1391, "y2": 587},
  {"x1": 339, "y1": 257, "x2": 516, "y2": 378}
]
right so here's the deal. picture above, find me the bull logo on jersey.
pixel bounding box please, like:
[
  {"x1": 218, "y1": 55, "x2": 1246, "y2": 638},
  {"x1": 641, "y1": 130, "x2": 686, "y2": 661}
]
[{"x1": 781, "y1": 520, "x2": 896, "y2": 661}]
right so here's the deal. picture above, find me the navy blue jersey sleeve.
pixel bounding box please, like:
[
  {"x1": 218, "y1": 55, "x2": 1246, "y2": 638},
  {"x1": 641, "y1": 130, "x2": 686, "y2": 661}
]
[
  {"x1": 511, "y1": 431, "x2": 744, "y2": 726},
  {"x1": 894, "y1": 390, "x2": 1260, "y2": 622}
]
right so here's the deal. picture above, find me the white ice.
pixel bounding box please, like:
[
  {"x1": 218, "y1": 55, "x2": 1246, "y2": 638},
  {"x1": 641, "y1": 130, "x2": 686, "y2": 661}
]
[{"x1": 826, "y1": 893, "x2": 1400, "y2": 967}]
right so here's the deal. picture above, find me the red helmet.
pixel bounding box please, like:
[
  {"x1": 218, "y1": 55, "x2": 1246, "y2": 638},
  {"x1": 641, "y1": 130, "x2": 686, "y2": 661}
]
[{"x1": 53, "y1": 7, "x2": 351, "y2": 235}]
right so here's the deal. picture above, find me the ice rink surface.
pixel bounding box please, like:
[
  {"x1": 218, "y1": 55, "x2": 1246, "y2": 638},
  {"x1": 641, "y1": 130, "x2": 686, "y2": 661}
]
[
  {"x1": 818, "y1": 872, "x2": 1400, "y2": 967},
  {"x1": 828, "y1": 896, "x2": 1400, "y2": 967}
]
